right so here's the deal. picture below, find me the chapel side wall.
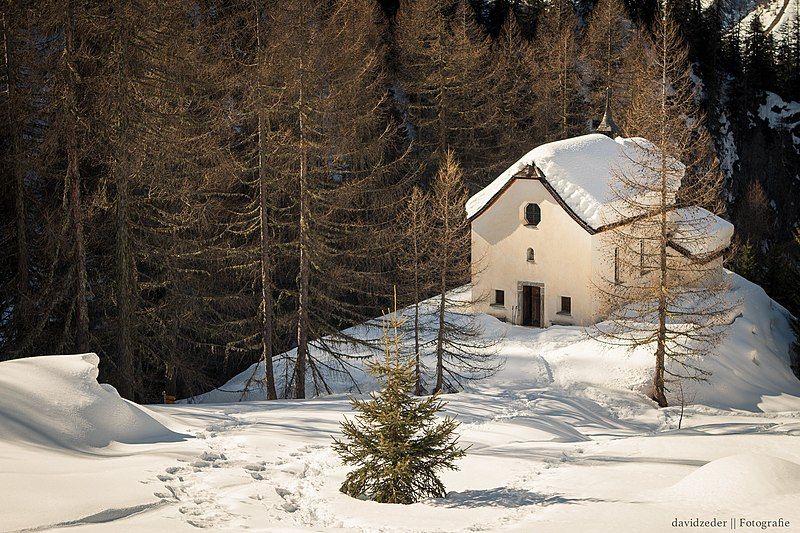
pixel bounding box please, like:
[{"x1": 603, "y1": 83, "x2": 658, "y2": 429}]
[
  {"x1": 590, "y1": 233, "x2": 610, "y2": 323},
  {"x1": 471, "y1": 179, "x2": 594, "y2": 326},
  {"x1": 588, "y1": 232, "x2": 728, "y2": 323}
]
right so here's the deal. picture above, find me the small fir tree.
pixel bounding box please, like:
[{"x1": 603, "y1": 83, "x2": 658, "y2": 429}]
[
  {"x1": 732, "y1": 238, "x2": 759, "y2": 282},
  {"x1": 332, "y1": 294, "x2": 467, "y2": 504}
]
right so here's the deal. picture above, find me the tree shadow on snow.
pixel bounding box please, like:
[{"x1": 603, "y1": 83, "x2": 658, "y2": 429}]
[{"x1": 433, "y1": 488, "x2": 607, "y2": 508}]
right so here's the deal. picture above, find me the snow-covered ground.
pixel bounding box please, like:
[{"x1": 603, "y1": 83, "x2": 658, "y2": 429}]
[
  {"x1": 759, "y1": 91, "x2": 800, "y2": 150},
  {"x1": 718, "y1": 0, "x2": 798, "y2": 44},
  {"x1": 738, "y1": 0, "x2": 798, "y2": 42},
  {"x1": 2, "y1": 273, "x2": 800, "y2": 532}
]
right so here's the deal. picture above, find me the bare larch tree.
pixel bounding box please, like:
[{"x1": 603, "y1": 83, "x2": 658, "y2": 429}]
[
  {"x1": 595, "y1": 6, "x2": 734, "y2": 407},
  {"x1": 429, "y1": 151, "x2": 500, "y2": 394}
]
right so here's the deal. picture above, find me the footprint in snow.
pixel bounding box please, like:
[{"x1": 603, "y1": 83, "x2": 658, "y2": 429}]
[
  {"x1": 281, "y1": 502, "x2": 299, "y2": 513},
  {"x1": 275, "y1": 489, "x2": 300, "y2": 513},
  {"x1": 154, "y1": 485, "x2": 183, "y2": 501},
  {"x1": 179, "y1": 505, "x2": 203, "y2": 517},
  {"x1": 200, "y1": 451, "x2": 227, "y2": 462}
]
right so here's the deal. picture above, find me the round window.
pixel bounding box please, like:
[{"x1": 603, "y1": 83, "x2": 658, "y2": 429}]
[{"x1": 525, "y1": 203, "x2": 541, "y2": 226}]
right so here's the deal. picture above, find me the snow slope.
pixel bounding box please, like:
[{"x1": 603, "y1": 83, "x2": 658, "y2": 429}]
[
  {"x1": 195, "y1": 272, "x2": 800, "y2": 413},
  {"x1": 1, "y1": 273, "x2": 799, "y2": 531},
  {"x1": 716, "y1": 0, "x2": 798, "y2": 44},
  {"x1": 738, "y1": 0, "x2": 798, "y2": 42}
]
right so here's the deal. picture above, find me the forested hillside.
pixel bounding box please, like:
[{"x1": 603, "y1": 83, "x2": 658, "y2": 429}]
[{"x1": 2, "y1": 0, "x2": 799, "y2": 401}]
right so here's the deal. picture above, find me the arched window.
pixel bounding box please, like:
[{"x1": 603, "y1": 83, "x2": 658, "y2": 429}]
[
  {"x1": 525, "y1": 203, "x2": 541, "y2": 226},
  {"x1": 527, "y1": 248, "x2": 535, "y2": 262}
]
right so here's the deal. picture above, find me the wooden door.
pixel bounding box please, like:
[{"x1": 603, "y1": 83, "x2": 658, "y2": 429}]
[
  {"x1": 530, "y1": 286, "x2": 541, "y2": 327},
  {"x1": 522, "y1": 286, "x2": 532, "y2": 326},
  {"x1": 521, "y1": 285, "x2": 542, "y2": 327}
]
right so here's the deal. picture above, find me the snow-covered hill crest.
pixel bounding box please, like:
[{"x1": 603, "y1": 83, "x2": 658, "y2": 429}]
[{"x1": 194, "y1": 272, "x2": 800, "y2": 413}]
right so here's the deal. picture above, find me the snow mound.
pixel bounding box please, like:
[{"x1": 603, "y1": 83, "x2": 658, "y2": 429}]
[
  {"x1": 539, "y1": 273, "x2": 800, "y2": 412},
  {"x1": 668, "y1": 454, "x2": 800, "y2": 505},
  {"x1": 695, "y1": 273, "x2": 800, "y2": 411},
  {"x1": 0, "y1": 353, "x2": 185, "y2": 450}
]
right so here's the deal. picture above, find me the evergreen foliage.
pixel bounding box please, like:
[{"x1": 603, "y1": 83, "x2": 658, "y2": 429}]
[
  {"x1": 333, "y1": 302, "x2": 466, "y2": 504},
  {"x1": 732, "y1": 239, "x2": 759, "y2": 282}
]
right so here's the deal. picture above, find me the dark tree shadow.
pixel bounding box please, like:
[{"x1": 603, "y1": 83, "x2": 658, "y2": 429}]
[{"x1": 432, "y1": 488, "x2": 608, "y2": 508}]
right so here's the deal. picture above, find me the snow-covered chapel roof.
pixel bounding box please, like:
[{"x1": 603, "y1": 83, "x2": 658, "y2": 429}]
[
  {"x1": 466, "y1": 133, "x2": 734, "y2": 258},
  {"x1": 466, "y1": 133, "x2": 685, "y2": 230},
  {"x1": 670, "y1": 207, "x2": 735, "y2": 257}
]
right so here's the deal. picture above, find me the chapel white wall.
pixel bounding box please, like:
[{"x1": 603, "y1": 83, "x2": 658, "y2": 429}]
[{"x1": 471, "y1": 179, "x2": 595, "y2": 326}]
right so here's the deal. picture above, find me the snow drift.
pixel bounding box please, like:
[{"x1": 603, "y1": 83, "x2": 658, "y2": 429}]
[
  {"x1": 668, "y1": 454, "x2": 800, "y2": 505},
  {"x1": 0, "y1": 353, "x2": 185, "y2": 450}
]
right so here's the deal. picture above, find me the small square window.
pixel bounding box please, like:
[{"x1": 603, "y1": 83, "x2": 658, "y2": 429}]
[
  {"x1": 559, "y1": 296, "x2": 571, "y2": 315},
  {"x1": 494, "y1": 290, "x2": 505, "y2": 306}
]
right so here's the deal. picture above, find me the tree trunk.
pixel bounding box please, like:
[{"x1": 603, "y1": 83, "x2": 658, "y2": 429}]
[
  {"x1": 654, "y1": 156, "x2": 668, "y2": 408},
  {"x1": 115, "y1": 169, "x2": 135, "y2": 400},
  {"x1": 293, "y1": 184, "x2": 309, "y2": 400},
  {"x1": 5, "y1": 12, "x2": 31, "y2": 344},
  {"x1": 256, "y1": 8, "x2": 277, "y2": 401},
  {"x1": 293, "y1": 55, "x2": 308, "y2": 400},
  {"x1": 258, "y1": 121, "x2": 278, "y2": 401},
  {"x1": 13, "y1": 144, "x2": 29, "y2": 334},
  {"x1": 652, "y1": 37, "x2": 669, "y2": 409},
  {"x1": 433, "y1": 196, "x2": 448, "y2": 394},
  {"x1": 412, "y1": 209, "x2": 422, "y2": 395},
  {"x1": 65, "y1": 0, "x2": 89, "y2": 353}
]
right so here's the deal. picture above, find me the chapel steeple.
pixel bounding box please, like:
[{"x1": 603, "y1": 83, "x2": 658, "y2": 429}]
[{"x1": 596, "y1": 87, "x2": 620, "y2": 138}]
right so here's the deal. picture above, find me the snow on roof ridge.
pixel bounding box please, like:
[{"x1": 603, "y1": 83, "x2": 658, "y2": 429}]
[
  {"x1": 466, "y1": 133, "x2": 684, "y2": 229},
  {"x1": 671, "y1": 206, "x2": 735, "y2": 256}
]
